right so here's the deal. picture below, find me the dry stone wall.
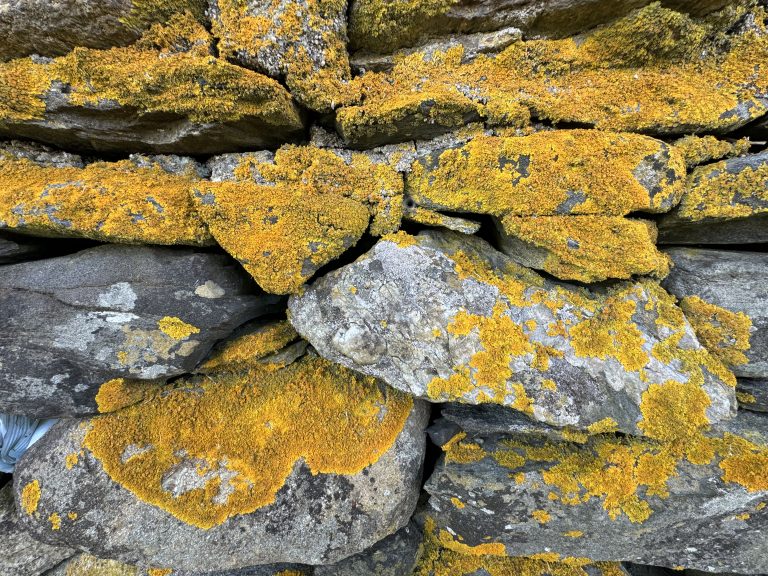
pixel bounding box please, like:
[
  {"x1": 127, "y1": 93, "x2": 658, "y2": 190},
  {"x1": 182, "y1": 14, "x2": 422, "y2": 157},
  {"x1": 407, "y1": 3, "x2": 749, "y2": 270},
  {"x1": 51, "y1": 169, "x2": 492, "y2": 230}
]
[{"x1": 0, "y1": 1, "x2": 767, "y2": 575}]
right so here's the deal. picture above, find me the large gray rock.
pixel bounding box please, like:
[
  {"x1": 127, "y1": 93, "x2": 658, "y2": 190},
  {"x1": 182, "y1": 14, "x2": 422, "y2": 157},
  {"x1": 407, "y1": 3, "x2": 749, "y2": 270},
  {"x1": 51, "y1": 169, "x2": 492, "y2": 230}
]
[
  {"x1": 12, "y1": 355, "x2": 429, "y2": 571},
  {"x1": 0, "y1": 244, "x2": 278, "y2": 417},
  {"x1": 0, "y1": 484, "x2": 74, "y2": 576},
  {"x1": 425, "y1": 408, "x2": 768, "y2": 574},
  {"x1": 662, "y1": 249, "x2": 768, "y2": 378},
  {"x1": 289, "y1": 231, "x2": 736, "y2": 437},
  {"x1": 658, "y1": 151, "x2": 768, "y2": 245}
]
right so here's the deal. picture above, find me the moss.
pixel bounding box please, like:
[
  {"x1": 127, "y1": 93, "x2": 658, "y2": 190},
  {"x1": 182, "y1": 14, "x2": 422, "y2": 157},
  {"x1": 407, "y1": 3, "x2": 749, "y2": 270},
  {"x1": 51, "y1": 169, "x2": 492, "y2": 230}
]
[
  {"x1": 406, "y1": 130, "x2": 685, "y2": 218},
  {"x1": 500, "y1": 216, "x2": 671, "y2": 282},
  {"x1": 673, "y1": 135, "x2": 751, "y2": 168},
  {"x1": 82, "y1": 355, "x2": 412, "y2": 529},
  {"x1": 199, "y1": 321, "x2": 299, "y2": 372},
  {"x1": 20, "y1": 480, "x2": 40, "y2": 515},
  {"x1": 680, "y1": 296, "x2": 752, "y2": 368},
  {"x1": 0, "y1": 13, "x2": 303, "y2": 128},
  {"x1": 0, "y1": 156, "x2": 212, "y2": 245}
]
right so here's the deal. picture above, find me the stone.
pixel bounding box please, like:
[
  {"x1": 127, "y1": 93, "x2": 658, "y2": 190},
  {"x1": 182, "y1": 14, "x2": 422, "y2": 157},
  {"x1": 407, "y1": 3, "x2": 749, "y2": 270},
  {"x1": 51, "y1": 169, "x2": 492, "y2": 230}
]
[
  {"x1": 495, "y1": 216, "x2": 670, "y2": 283},
  {"x1": 42, "y1": 554, "x2": 138, "y2": 576},
  {"x1": 737, "y1": 378, "x2": 768, "y2": 412},
  {"x1": 658, "y1": 150, "x2": 768, "y2": 245},
  {"x1": 424, "y1": 408, "x2": 768, "y2": 574},
  {"x1": 671, "y1": 135, "x2": 751, "y2": 169},
  {"x1": 0, "y1": 484, "x2": 74, "y2": 576},
  {"x1": 289, "y1": 230, "x2": 737, "y2": 436},
  {"x1": 0, "y1": 233, "x2": 47, "y2": 263},
  {"x1": 0, "y1": 14, "x2": 304, "y2": 154},
  {"x1": 662, "y1": 248, "x2": 768, "y2": 378},
  {"x1": 13, "y1": 354, "x2": 429, "y2": 571},
  {"x1": 208, "y1": 0, "x2": 351, "y2": 112},
  {"x1": 0, "y1": 0, "x2": 207, "y2": 61},
  {"x1": 0, "y1": 244, "x2": 278, "y2": 417}
]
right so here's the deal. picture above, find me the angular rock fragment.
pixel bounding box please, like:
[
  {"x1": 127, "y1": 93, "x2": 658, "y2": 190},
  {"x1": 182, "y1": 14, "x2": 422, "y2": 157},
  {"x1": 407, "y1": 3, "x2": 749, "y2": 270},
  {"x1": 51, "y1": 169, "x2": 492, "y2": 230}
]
[
  {"x1": 0, "y1": 14, "x2": 304, "y2": 154},
  {"x1": 13, "y1": 355, "x2": 429, "y2": 571},
  {"x1": 663, "y1": 248, "x2": 767, "y2": 378},
  {"x1": 339, "y1": 5, "x2": 768, "y2": 146},
  {"x1": 424, "y1": 408, "x2": 768, "y2": 574},
  {"x1": 0, "y1": 484, "x2": 74, "y2": 575},
  {"x1": 0, "y1": 244, "x2": 277, "y2": 417},
  {"x1": 671, "y1": 135, "x2": 751, "y2": 168},
  {"x1": 0, "y1": 0, "x2": 206, "y2": 60},
  {"x1": 289, "y1": 231, "x2": 736, "y2": 436},
  {"x1": 737, "y1": 378, "x2": 768, "y2": 412},
  {"x1": 496, "y1": 216, "x2": 670, "y2": 283},
  {"x1": 405, "y1": 131, "x2": 685, "y2": 217},
  {"x1": 209, "y1": 0, "x2": 351, "y2": 112},
  {"x1": 43, "y1": 554, "x2": 139, "y2": 576},
  {"x1": 658, "y1": 151, "x2": 768, "y2": 244},
  {"x1": 198, "y1": 146, "x2": 403, "y2": 294},
  {"x1": 404, "y1": 203, "x2": 481, "y2": 235}
]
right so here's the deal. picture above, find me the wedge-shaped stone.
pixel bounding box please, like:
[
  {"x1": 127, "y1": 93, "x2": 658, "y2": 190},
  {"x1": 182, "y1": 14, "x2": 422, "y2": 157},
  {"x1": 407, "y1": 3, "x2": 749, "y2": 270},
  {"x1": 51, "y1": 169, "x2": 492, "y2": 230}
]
[
  {"x1": 209, "y1": 0, "x2": 351, "y2": 112},
  {"x1": 0, "y1": 14, "x2": 304, "y2": 154},
  {"x1": 289, "y1": 231, "x2": 736, "y2": 436},
  {"x1": 496, "y1": 216, "x2": 670, "y2": 283},
  {"x1": 198, "y1": 146, "x2": 403, "y2": 294},
  {"x1": 425, "y1": 408, "x2": 768, "y2": 574},
  {"x1": 663, "y1": 248, "x2": 767, "y2": 378},
  {"x1": 13, "y1": 355, "x2": 428, "y2": 570},
  {"x1": 406, "y1": 131, "x2": 685, "y2": 218},
  {"x1": 658, "y1": 151, "x2": 768, "y2": 244},
  {"x1": 0, "y1": 244, "x2": 277, "y2": 417},
  {"x1": 338, "y1": 5, "x2": 768, "y2": 146}
]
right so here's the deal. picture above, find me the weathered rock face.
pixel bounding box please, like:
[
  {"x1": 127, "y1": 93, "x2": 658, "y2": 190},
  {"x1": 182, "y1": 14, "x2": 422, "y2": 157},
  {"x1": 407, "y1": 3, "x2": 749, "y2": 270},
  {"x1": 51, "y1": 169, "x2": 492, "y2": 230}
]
[
  {"x1": 425, "y1": 408, "x2": 768, "y2": 574},
  {"x1": 0, "y1": 15, "x2": 305, "y2": 154},
  {"x1": 738, "y1": 378, "x2": 768, "y2": 413},
  {"x1": 0, "y1": 484, "x2": 73, "y2": 576},
  {"x1": 662, "y1": 248, "x2": 768, "y2": 379},
  {"x1": 0, "y1": 244, "x2": 277, "y2": 417},
  {"x1": 13, "y1": 355, "x2": 429, "y2": 570},
  {"x1": 289, "y1": 231, "x2": 736, "y2": 436},
  {"x1": 0, "y1": 0, "x2": 207, "y2": 61},
  {"x1": 658, "y1": 151, "x2": 768, "y2": 245}
]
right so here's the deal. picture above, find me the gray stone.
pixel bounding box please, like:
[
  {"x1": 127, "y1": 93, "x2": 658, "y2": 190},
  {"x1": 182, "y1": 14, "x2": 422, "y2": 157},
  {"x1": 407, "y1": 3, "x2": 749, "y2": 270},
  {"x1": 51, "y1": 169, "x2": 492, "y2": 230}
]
[
  {"x1": 0, "y1": 244, "x2": 279, "y2": 417},
  {"x1": 289, "y1": 231, "x2": 736, "y2": 436},
  {"x1": 0, "y1": 234, "x2": 48, "y2": 264},
  {"x1": 738, "y1": 378, "x2": 768, "y2": 412},
  {"x1": 663, "y1": 248, "x2": 768, "y2": 378},
  {"x1": 424, "y1": 409, "x2": 768, "y2": 574},
  {"x1": 0, "y1": 484, "x2": 74, "y2": 576}
]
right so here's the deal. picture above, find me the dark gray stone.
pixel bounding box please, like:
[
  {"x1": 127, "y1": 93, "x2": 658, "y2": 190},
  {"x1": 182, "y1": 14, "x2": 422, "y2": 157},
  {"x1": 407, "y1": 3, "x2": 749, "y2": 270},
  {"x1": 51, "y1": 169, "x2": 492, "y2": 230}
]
[{"x1": 738, "y1": 378, "x2": 768, "y2": 412}]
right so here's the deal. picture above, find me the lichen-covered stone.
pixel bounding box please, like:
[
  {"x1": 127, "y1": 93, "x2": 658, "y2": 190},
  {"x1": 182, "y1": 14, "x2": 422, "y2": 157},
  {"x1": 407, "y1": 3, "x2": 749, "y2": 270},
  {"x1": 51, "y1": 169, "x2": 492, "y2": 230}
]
[
  {"x1": 0, "y1": 244, "x2": 278, "y2": 417},
  {"x1": 737, "y1": 378, "x2": 768, "y2": 413},
  {"x1": 405, "y1": 131, "x2": 685, "y2": 218},
  {"x1": 338, "y1": 5, "x2": 768, "y2": 146},
  {"x1": 671, "y1": 134, "x2": 751, "y2": 168},
  {"x1": 496, "y1": 216, "x2": 670, "y2": 283},
  {"x1": 209, "y1": 0, "x2": 351, "y2": 112},
  {"x1": 289, "y1": 230, "x2": 736, "y2": 436},
  {"x1": 0, "y1": 14, "x2": 304, "y2": 154},
  {"x1": 663, "y1": 248, "x2": 767, "y2": 378},
  {"x1": 198, "y1": 146, "x2": 403, "y2": 294},
  {"x1": 424, "y1": 408, "x2": 768, "y2": 574},
  {"x1": 658, "y1": 150, "x2": 768, "y2": 245},
  {"x1": 13, "y1": 355, "x2": 429, "y2": 570}
]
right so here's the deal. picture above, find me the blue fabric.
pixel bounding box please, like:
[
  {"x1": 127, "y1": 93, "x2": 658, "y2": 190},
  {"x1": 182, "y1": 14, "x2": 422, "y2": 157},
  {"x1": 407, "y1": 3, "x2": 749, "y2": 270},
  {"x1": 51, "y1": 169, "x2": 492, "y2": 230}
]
[{"x1": 0, "y1": 414, "x2": 57, "y2": 473}]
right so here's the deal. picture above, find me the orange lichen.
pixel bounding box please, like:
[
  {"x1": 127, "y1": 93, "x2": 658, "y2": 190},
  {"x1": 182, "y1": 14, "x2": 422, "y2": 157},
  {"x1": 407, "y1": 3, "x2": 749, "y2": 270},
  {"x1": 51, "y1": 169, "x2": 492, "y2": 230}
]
[
  {"x1": 49, "y1": 512, "x2": 61, "y2": 530},
  {"x1": 83, "y1": 355, "x2": 412, "y2": 529},
  {"x1": 564, "y1": 531, "x2": 584, "y2": 538},
  {"x1": 65, "y1": 453, "x2": 79, "y2": 470},
  {"x1": 199, "y1": 321, "x2": 299, "y2": 372},
  {"x1": 21, "y1": 480, "x2": 40, "y2": 515},
  {"x1": 673, "y1": 135, "x2": 751, "y2": 168},
  {"x1": 120, "y1": 1, "x2": 207, "y2": 31},
  {"x1": 532, "y1": 510, "x2": 551, "y2": 524},
  {"x1": 63, "y1": 554, "x2": 138, "y2": 576},
  {"x1": 147, "y1": 569, "x2": 173, "y2": 576},
  {"x1": 95, "y1": 378, "x2": 166, "y2": 414},
  {"x1": 680, "y1": 296, "x2": 752, "y2": 368}
]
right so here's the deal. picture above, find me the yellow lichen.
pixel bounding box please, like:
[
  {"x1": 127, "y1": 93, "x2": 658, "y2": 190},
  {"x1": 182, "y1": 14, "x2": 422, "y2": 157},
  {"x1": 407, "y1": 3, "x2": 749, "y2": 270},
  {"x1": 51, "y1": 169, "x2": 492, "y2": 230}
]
[
  {"x1": 157, "y1": 316, "x2": 200, "y2": 340},
  {"x1": 65, "y1": 453, "x2": 79, "y2": 470},
  {"x1": 673, "y1": 135, "x2": 751, "y2": 168},
  {"x1": 82, "y1": 356, "x2": 412, "y2": 529},
  {"x1": 587, "y1": 418, "x2": 619, "y2": 435},
  {"x1": 49, "y1": 512, "x2": 61, "y2": 530},
  {"x1": 120, "y1": 1, "x2": 207, "y2": 32},
  {"x1": 680, "y1": 296, "x2": 752, "y2": 368},
  {"x1": 67, "y1": 512, "x2": 78, "y2": 520},
  {"x1": 63, "y1": 554, "x2": 138, "y2": 576},
  {"x1": 147, "y1": 569, "x2": 173, "y2": 576},
  {"x1": 532, "y1": 510, "x2": 551, "y2": 524},
  {"x1": 95, "y1": 378, "x2": 166, "y2": 414},
  {"x1": 451, "y1": 497, "x2": 466, "y2": 509},
  {"x1": 21, "y1": 480, "x2": 40, "y2": 515},
  {"x1": 737, "y1": 391, "x2": 757, "y2": 405},
  {"x1": 200, "y1": 321, "x2": 299, "y2": 372},
  {"x1": 564, "y1": 531, "x2": 584, "y2": 538}
]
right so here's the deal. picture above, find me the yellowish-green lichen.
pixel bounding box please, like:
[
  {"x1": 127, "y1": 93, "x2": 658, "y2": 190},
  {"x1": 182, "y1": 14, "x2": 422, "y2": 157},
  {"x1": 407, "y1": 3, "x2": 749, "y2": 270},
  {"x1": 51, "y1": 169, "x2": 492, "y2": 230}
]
[
  {"x1": 82, "y1": 355, "x2": 412, "y2": 529},
  {"x1": 95, "y1": 378, "x2": 166, "y2": 414},
  {"x1": 199, "y1": 321, "x2": 299, "y2": 372},
  {"x1": 63, "y1": 554, "x2": 138, "y2": 576},
  {"x1": 157, "y1": 316, "x2": 200, "y2": 340},
  {"x1": 120, "y1": 1, "x2": 207, "y2": 32},
  {"x1": 680, "y1": 295, "x2": 752, "y2": 368},
  {"x1": 20, "y1": 480, "x2": 40, "y2": 515},
  {"x1": 673, "y1": 135, "x2": 751, "y2": 168}
]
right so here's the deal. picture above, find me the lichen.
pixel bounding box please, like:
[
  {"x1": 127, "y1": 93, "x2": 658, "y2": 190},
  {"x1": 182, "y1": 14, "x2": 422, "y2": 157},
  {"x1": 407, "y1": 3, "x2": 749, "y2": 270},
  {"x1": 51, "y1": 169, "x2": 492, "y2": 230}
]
[
  {"x1": 95, "y1": 378, "x2": 166, "y2": 414},
  {"x1": 120, "y1": 1, "x2": 207, "y2": 32},
  {"x1": 157, "y1": 316, "x2": 200, "y2": 340},
  {"x1": 199, "y1": 321, "x2": 299, "y2": 372},
  {"x1": 82, "y1": 355, "x2": 412, "y2": 529},
  {"x1": 680, "y1": 296, "x2": 752, "y2": 368},
  {"x1": 63, "y1": 554, "x2": 138, "y2": 576},
  {"x1": 673, "y1": 135, "x2": 751, "y2": 168},
  {"x1": 49, "y1": 512, "x2": 61, "y2": 530},
  {"x1": 20, "y1": 480, "x2": 40, "y2": 515}
]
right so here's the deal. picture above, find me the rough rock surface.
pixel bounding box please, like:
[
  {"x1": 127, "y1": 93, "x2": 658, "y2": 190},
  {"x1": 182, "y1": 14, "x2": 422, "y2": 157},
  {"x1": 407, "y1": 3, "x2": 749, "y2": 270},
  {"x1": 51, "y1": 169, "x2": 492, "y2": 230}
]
[
  {"x1": 658, "y1": 150, "x2": 768, "y2": 244},
  {"x1": 0, "y1": 244, "x2": 277, "y2": 417},
  {"x1": 13, "y1": 355, "x2": 429, "y2": 571},
  {"x1": 425, "y1": 408, "x2": 768, "y2": 574},
  {"x1": 289, "y1": 231, "x2": 736, "y2": 436},
  {"x1": 738, "y1": 378, "x2": 768, "y2": 413},
  {"x1": 663, "y1": 248, "x2": 768, "y2": 378},
  {"x1": 0, "y1": 484, "x2": 73, "y2": 576}
]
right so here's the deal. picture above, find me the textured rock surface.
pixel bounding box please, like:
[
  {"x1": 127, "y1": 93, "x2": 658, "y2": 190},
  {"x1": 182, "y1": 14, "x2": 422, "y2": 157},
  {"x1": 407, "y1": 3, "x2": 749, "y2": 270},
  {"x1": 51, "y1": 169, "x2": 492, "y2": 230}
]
[
  {"x1": 663, "y1": 248, "x2": 768, "y2": 378},
  {"x1": 0, "y1": 484, "x2": 73, "y2": 576},
  {"x1": 658, "y1": 151, "x2": 768, "y2": 244},
  {"x1": 738, "y1": 378, "x2": 768, "y2": 412},
  {"x1": 0, "y1": 244, "x2": 276, "y2": 417},
  {"x1": 13, "y1": 355, "x2": 429, "y2": 570},
  {"x1": 290, "y1": 231, "x2": 736, "y2": 435},
  {"x1": 425, "y1": 408, "x2": 768, "y2": 573}
]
